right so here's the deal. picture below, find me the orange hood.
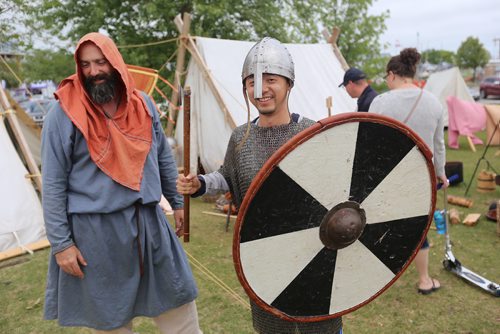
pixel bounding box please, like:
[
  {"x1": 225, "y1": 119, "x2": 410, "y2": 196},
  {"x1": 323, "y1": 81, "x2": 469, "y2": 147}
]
[{"x1": 55, "y1": 32, "x2": 152, "y2": 191}]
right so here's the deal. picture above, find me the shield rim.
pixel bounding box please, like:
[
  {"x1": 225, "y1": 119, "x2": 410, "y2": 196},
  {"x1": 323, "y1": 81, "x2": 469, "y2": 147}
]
[{"x1": 233, "y1": 112, "x2": 437, "y2": 322}]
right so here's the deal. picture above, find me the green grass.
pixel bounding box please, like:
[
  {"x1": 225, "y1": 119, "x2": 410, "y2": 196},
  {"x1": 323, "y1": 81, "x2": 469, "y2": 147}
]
[{"x1": 0, "y1": 130, "x2": 499, "y2": 333}]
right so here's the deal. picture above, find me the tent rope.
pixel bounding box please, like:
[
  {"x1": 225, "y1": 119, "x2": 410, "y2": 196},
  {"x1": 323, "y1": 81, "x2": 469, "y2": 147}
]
[
  {"x1": 212, "y1": 74, "x2": 247, "y2": 113},
  {"x1": 157, "y1": 48, "x2": 178, "y2": 73},
  {"x1": 0, "y1": 56, "x2": 52, "y2": 115},
  {"x1": 157, "y1": 75, "x2": 178, "y2": 93},
  {"x1": 153, "y1": 86, "x2": 177, "y2": 124},
  {"x1": 185, "y1": 250, "x2": 250, "y2": 310},
  {"x1": 117, "y1": 37, "x2": 179, "y2": 49},
  {"x1": 0, "y1": 55, "x2": 24, "y2": 87},
  {"x1": 25, "y1": 173, "x2": 42, "y2": 179},
  {"x1": 0, "y1": 108, "x2": 15, "y2": 116},
  {"x1": 13, "y1": 232, "x2": 34, "y2": 255}
]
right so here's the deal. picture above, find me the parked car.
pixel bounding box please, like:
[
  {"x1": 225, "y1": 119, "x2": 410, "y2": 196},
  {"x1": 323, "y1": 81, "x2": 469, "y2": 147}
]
[
  {"x1": 468, "y1": 87, "x2": 480, "y2": 101},
  {"x1": 25, "y1": 98, "x2": 56, "y2": 126},
  {"x1": 479, "y1": 77, "x2": 500, "y2": 99}
]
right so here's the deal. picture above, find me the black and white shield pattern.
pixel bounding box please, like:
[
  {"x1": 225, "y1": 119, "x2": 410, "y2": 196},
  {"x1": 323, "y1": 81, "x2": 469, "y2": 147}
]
[{"x1": 233, "y1": 113, "x2": 437, "y2": 322}]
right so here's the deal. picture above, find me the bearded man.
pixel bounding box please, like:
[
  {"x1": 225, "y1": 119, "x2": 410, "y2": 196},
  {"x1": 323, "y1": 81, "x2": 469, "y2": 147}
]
[{"x1": 41, "y1": 32, "x2": 201, "y2": 333}]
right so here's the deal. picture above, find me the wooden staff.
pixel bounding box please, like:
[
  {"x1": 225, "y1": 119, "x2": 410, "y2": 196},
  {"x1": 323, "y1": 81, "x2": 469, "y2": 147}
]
[{"x1": 183, "y1": 86, "x2": 191, "y2": 242}]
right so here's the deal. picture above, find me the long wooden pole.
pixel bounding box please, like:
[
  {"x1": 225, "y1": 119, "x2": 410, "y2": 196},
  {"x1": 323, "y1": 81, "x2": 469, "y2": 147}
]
[
  {"x1": 323, "y1": 26, "x2": 350, "y2": 70},
  {"x1": 0, "y1": 239, "x2": 50, "y2": 262},
  {"x1": 183, "y1": 86, "x2": 191, "y2": 242},
  {"x1": 165, "y1": 12, "x2": 191, "y2": 136},
  {"x1": 0, "y1": 86, "x2": 42, "y2": 192},
  {"x1": 185, "y1": 36, "x2": 237, "y2": 130},
  {"x1": 5, "y1": 91, "x2": 41, "y2": 138}
]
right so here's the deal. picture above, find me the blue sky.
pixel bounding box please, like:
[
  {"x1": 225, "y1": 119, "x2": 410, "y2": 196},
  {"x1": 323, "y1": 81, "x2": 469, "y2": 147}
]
[{"x1": 369, "y1": 0, "x2": 500, "y2": 58}]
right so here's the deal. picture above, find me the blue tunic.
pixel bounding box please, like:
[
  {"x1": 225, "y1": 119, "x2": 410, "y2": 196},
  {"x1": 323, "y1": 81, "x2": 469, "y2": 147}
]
[{"x1": 41, "y1": 94, "x2": 198, "y2": 330}]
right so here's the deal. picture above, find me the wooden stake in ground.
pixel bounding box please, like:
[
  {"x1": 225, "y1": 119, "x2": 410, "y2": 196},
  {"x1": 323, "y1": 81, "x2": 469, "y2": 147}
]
[
  {"x1": 326, "y1": 96, "x2": 332, "y2": 117},
  {"x1": 497, "y1": 199, "x2": 500, "y2": 237},
  {"x1": 183, "y1": 86, "x2": 191, "y2": 243}
]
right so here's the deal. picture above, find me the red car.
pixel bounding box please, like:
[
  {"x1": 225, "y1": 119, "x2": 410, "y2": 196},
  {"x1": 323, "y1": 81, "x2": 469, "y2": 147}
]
[{"x1": 479, "y1": 77, "x2": 500, "y2": 99}]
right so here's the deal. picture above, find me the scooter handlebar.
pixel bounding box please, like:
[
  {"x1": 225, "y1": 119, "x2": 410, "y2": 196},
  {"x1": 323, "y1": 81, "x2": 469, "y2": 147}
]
[{"x1": 437, "y1": 174, "x2": 460, "y2": 190}]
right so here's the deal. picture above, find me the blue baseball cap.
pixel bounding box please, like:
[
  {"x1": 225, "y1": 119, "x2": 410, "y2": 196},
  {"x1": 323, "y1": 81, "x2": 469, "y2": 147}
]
[{"x1": 339, "y1": 68, "x2": 367, "y2": 87}]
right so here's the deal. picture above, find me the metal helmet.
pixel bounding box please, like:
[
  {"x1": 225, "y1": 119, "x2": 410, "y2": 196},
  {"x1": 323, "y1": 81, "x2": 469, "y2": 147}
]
[{"x1": 241, "y1": 37, "x2": 295, "y2": 98}]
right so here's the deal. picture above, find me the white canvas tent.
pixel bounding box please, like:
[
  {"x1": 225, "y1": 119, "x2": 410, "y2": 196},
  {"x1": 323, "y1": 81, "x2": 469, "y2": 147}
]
[
  {"x1": 6, "y1": 91, "x2": 42, "y2": 166},
  {"x1": 424, "y1": 67, "x2": 474, "y2": 126},
  {"x1": 0, "y1": 87, "x2": 46, "y2": 257},
  {"x1": 0, "y1": 117, "x2": 45, "y2": 254},
  {"x1": 175, "y1": 37, "x2": 356, "y2": 173}
]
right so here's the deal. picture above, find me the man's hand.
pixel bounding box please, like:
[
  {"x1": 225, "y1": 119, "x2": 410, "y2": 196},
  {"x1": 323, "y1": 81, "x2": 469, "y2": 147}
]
[
  {"x1": 173, "y1": 209, "x2": 185, "y2": 237},
  {"x1": 177, "y1": 174, "x2": 201, "y2": 195},
  {"x1": 159, "y1": 195, "x2": 173, "y2": 215},
  {"x1": 55, "y1": 245, "x2": 87, "y2": 279}
]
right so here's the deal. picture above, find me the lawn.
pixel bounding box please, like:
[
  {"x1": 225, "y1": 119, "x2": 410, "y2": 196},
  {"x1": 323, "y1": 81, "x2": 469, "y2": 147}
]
[{"x1": 0, "y1": 130, "x2": 498, "y2": 334}]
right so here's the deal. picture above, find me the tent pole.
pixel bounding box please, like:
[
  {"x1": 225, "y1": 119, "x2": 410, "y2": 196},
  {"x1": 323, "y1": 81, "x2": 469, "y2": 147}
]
[
  {"x1": 0, "y1": 86, "x2": 42, "y2": 192},
  {"x1": 165, "y1": 12, "x2": 191, "y2": 137},
  {"x1": 5, "y1": 91, "x2": 41, "y2": 138},
  {"x1": 184, "y1": 35, "x2": 236, "y2": 129},
  {"x1": 323, "y1": 26, "x2": 350, "y2": 70},
  {"x1": 0, "y1": 239, "x2": 50, "y2": 262}
]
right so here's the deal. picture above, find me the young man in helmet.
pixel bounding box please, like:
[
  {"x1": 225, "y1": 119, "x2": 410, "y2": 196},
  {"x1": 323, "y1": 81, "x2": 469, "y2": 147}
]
[
  {"x1": 245, "y1": 73, "x2": 290, "y2": 124},
  {"x1": 177, "y1": 37, "x2": 342, "y2": 334}
]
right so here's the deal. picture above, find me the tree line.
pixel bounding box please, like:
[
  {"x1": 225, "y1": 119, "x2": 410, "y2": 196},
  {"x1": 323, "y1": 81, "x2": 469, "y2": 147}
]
[{"x1": 0, "y1": 0, "x2": 491, "y2": 89}]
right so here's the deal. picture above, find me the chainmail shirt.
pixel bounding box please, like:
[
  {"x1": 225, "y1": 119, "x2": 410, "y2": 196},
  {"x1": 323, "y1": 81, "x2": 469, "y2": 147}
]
[
  {"x1": 219, "y1": 115, "x2": 313, "y2": 208},
  {"x1": 219, "y1": 114, "x2": 342, "y2": 334}
]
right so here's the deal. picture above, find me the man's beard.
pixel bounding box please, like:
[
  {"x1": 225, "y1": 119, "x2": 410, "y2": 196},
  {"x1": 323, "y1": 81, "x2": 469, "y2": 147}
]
[
  {"x1": 84, "y1": 71, "x2": 119, "y2": 104},
  {"x1": 257, "y1": 109, "x2": 275, "y2": 115}
]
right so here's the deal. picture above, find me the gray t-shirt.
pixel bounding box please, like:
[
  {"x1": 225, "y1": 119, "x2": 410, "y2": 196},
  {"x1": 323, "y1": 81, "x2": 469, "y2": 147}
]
[{"x1": 369, "y1": 88, "x2": 446, "y2": 177}]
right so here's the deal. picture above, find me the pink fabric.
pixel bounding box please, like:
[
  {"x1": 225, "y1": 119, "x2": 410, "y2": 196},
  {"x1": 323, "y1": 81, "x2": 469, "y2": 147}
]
[{"x1": 446, "y1": 96, "x2": 486, "y2": 149}]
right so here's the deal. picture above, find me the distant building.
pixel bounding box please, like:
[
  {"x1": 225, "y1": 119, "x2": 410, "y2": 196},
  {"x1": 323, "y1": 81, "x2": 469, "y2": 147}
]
[
  {"x1": 417, "y1": 61, "x2": 453, "y2": 79},
  {"x1": 0, "y1": 42, "x2": 25, "y2": 60},
  {"x1": 484, "y1": 58, "x2": 500, "y2": 78},
  {"x1": 0, "y1": 42, "x2": 25, "y2": 66}
]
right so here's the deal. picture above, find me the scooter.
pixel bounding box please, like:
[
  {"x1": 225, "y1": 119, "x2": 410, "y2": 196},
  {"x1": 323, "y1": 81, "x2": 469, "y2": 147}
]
[{"x1": 441, "y1": 186, "x2": 500, "y2": 297}]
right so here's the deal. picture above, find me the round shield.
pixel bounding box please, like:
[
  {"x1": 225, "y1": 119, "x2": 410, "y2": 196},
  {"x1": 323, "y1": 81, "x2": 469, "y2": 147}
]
[{"x1": 233, "y1": 113, "x2": 436, "y2": 322}]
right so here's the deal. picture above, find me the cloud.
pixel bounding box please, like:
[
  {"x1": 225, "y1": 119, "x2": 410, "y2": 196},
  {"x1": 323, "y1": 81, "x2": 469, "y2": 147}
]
[{"x1": 369, "y1": 0, "x2": 500, "y2": 57}]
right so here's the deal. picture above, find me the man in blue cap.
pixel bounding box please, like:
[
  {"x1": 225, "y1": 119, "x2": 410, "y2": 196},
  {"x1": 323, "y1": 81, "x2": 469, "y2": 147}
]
[{"x1": 339, "y1": 67, "x2": 378, "y2": 112}]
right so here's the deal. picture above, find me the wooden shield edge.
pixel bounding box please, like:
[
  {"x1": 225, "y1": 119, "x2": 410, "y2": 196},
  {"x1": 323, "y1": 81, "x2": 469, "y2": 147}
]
[{"x1": 232, "y1": 112, "x2": 437, "y2": 322}]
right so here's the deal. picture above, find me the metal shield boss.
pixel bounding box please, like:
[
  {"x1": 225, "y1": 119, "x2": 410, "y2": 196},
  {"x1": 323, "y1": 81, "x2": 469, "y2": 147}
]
[
  {"x1": 234, "y1": 113, "x2": 437, "y2": 322},
  {"x1": 241, "y1": 37, "x2": 295, "y2": 99}
]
